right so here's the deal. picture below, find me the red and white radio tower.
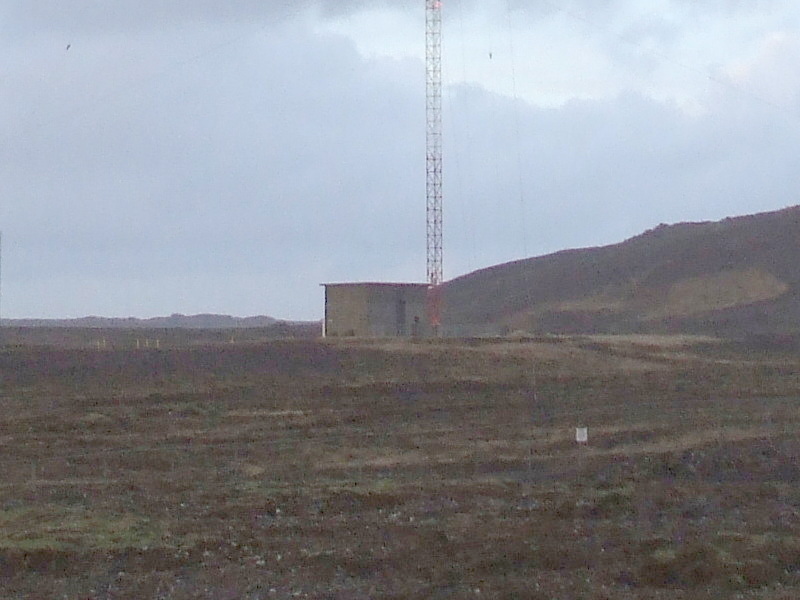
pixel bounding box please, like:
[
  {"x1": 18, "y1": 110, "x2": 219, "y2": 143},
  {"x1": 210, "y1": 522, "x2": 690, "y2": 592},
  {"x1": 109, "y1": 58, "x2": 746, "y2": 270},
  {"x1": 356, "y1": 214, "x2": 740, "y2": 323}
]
[{"x1": 426, "y1": 0, "x2": 443, "y2": 333}]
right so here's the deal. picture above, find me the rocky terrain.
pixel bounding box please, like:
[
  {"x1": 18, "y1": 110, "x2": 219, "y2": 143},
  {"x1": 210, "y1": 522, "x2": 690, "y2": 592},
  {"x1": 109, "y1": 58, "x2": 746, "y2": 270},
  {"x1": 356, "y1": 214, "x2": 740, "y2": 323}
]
[{"x1": 1, "y1": 334, "x2": 799, "y2": 598}]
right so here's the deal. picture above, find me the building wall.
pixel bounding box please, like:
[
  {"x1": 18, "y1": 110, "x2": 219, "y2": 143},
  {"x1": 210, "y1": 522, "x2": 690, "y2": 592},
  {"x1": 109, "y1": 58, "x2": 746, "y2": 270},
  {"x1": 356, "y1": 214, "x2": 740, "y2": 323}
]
[
  {"x1": 324, "y1": 285, "x2": 370, "y2": 337},
  {"x1": 324, "y1": 284, "x2": 429, "y2": 338},
  {"x1": 366, "y1": 286, "x2": 427, "y2": 337}
]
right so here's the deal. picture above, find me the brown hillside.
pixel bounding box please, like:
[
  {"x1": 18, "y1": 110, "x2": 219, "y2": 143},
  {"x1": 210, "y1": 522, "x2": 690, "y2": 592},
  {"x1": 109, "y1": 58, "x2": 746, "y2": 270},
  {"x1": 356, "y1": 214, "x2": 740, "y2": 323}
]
[{"x1": 442, "y1": 205, "x2": 800, "y2": 336}]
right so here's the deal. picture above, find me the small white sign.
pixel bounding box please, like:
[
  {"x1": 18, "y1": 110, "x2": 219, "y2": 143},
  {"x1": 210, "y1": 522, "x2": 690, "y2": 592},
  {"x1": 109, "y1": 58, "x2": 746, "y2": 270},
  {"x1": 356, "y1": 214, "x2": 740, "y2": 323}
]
[{"x1": 576, "y1": 427, "x2": 588, "y2": 444}]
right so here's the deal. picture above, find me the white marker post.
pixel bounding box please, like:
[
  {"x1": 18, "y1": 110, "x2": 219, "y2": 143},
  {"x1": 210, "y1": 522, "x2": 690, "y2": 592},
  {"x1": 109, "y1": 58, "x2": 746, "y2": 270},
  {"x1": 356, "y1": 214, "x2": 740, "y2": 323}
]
[{"x1": 576, "y1": 427, "x2": 589, "y2": 445}]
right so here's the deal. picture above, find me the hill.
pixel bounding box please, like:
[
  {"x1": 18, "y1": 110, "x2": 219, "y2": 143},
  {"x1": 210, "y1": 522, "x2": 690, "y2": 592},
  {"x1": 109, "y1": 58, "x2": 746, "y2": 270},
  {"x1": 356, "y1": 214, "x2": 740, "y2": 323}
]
[
  {"x1": 0, "y1": 314, "x2": 321, "y2": 346},
  {"x1": 2, "y1": 313, "x2": 280, "y2": 329},
  {"x1": 443, "y1": 205, "x2": 800, "y2": 337}
]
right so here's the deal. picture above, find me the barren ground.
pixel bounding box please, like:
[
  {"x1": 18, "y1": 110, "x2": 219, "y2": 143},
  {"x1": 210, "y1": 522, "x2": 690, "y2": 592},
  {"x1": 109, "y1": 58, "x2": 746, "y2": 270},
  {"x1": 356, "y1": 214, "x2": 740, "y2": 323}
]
[{"x1": 1, "y1": 333, "x2": 800, "y2": 599}]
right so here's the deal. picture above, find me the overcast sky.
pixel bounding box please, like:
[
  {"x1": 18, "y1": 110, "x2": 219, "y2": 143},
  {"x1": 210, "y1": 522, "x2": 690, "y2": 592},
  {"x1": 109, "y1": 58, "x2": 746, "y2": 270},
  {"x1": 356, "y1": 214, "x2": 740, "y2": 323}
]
[{"x1": 2, "y1": 1, "x2": 799, "y2": 320}]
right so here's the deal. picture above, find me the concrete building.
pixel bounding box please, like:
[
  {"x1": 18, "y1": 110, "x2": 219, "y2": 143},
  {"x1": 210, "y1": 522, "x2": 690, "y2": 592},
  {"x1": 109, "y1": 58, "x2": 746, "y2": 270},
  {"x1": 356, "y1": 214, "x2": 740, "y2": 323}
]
[{"x1": 322, "y1": 283, "x2": 430, "y2": 338}]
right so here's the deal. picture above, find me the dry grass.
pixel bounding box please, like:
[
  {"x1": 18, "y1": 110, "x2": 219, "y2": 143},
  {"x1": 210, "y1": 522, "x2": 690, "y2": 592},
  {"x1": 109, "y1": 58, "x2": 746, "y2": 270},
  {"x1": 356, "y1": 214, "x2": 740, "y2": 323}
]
[
  {"x1": 580, "y1": 334, "x2": 722, "y2": 347},
  {"x1": 508, "y1": 267, "x2": 789, "y2": 330},
  {"x1": 655, "y1": 268, "x2": 789, "y2": 317}
]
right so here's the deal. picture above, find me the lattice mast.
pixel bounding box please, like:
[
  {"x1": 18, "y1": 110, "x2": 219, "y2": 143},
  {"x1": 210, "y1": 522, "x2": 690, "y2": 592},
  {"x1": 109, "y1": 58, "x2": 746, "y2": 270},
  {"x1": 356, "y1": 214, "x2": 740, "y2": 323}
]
[{"x1": 426, "y1": 0, "x2": 443, "y2": 331}]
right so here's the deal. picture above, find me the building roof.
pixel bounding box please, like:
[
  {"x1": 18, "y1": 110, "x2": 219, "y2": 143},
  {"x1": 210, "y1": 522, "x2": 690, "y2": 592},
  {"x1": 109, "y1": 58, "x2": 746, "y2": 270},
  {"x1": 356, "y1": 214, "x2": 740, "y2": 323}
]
[{"x1": 321, "y1": 282, "x2": 429, "y2": 288}]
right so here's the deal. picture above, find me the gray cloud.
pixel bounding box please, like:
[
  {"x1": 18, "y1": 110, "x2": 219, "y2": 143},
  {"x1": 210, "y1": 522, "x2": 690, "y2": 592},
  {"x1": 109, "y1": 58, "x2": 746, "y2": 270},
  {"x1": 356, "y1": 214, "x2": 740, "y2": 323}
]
[
  {"x1": 3, "y1": 0, "x2": 786, "y2": 37},
  {"x1": 1, "y1": 19, "x2": 426, "y2": 318},
  {"x1": 1, "y1": 0, "x2": 425, "y2": 38},
  {"x1": 2, "y1": 3, "x2": 799, "y2": 319},
  {"x1": 444, "y1": 81, "x2": 800, "y2": 278}
]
